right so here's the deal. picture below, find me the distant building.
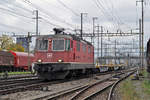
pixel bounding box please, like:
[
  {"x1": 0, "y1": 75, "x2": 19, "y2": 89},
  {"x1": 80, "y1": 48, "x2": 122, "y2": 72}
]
[{"x1": 16, "y1": 37, "x2": 28, "y2": 50}]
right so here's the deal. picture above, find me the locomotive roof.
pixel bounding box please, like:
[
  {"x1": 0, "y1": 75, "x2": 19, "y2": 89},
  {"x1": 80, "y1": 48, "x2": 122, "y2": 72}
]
[{"x1": 37, "y1": 34, "x2": 93, "y2": 46}]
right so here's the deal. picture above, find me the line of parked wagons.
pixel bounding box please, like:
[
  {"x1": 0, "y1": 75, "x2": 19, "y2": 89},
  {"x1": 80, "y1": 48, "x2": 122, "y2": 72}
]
[{"x1": 0, "y1": 50, "x2": 34, "y2": 72}]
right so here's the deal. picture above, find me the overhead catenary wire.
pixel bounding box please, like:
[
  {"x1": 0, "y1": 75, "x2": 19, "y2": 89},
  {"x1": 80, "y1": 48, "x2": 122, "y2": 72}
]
[
  {"x1": 92, "y1": 0, "x2": 118, "y2": 30},
  {"x1": 0, "y1": 0, "x2": 138, "y2": 36},
  {"x1": 56, "y1": 0, "x2": 80, "y2": 17},
  {"x1": 92, "y1": 0, "x2": 133, "y2": 32},
  {"x1": 21, "y1": 0, "x2": 76, "y2": 29},
  {"x1": 0, "y1": 7, "x2": 32, "y2": 19},
  {"x1": 96, "y1": 0, "x2": 121, "y2": 29},
  {"x1": 42, "y1": 18, "x2": 62, "y2": 28},
  {"x1": 2, "y1": 0, "x2": 75, "y2": 32},
  {"x1": 101, "y1": 0, "x2": 123, "y2": 25},
  {"x1": 0, "y1": 7, "x2": 36, "y2": 27},
  {"x1": 1, "y1": 0, "x2": 33, "y2": 13}
]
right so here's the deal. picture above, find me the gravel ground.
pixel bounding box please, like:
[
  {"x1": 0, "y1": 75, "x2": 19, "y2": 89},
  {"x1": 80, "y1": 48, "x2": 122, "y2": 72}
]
[
  {"x1": 74, "y1": 81, "x2": 114, "y2": 100},
  {"x1": 0, "y1": 74, "x2": 111, "y2": 100},
  {"x1": 92, "y1": 88, "x2": 110, "y2": 100},
  {"x1": 111, "y1": 83, "x2": 122, "y2": 100}
]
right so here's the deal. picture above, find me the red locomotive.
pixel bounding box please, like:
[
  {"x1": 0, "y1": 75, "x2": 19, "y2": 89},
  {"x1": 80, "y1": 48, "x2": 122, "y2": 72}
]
[
  {"x1": 0, "y1": 50, "x2": 34, "y2": 72},
  {"x1": 34, "y1": 28, "x2": 96, "y2": 80}
]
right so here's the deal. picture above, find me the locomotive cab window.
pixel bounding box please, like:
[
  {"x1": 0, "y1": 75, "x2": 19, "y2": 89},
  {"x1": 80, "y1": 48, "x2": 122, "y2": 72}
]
[
  {"x1": 52, "y1": 39, "x2": 65, "y2": 51},
  {"x1": 36, "y1": 39, "x2": 48, "y2": 50},
  {"x1": 77, "y1": 42, "x2": 80, "y2": 51},
  {"x1": 65, "y1": 39, "x2": 70, "y2": 51}
]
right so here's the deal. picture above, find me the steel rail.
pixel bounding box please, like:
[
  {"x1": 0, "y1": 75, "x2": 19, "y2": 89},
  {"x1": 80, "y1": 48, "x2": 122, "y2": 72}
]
[
  {"x1": 34, "y1": 75, "x2": 116, "y2": 100},
  {"x1": 107, "y1": 70, "x2": 136, "y2": 100},
  {"x1": 0, "y1": 74, "x2": 36, "y2": 81},
  {"x1": 32, "y1": 69, "x2": 136, "y2": 100}
]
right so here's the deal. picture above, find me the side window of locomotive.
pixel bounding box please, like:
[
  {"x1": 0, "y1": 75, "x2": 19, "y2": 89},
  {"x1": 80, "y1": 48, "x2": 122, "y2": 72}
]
[
  {"x1": 88, "y1": 46, "x2": 91, "y2": 53},
  {"x1": 65, "y1": 39, "x2": 70, "y2": 51},
  {"x1": 77, "y1": 42, "x2": 80, "y2": 51},
  {"x1": 52, "y1": 39, "x2": 65, "y2": 51},
  {"x1": 82, "y1": 44, "x2": 86, "y2": 52},
  {"x1": 37, "y1": 39, "x2": 48, "y2": 50}
]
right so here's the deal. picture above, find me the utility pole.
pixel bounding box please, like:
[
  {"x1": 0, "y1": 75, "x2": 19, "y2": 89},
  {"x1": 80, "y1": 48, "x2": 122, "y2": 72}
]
[
  {"x1": 115, "y1": 40, "x2": 117, "y2": 57},
  {"x1": 139, "y1": 19, "x2": 142, "y2": 68},
  {"x1": 27, "y1": 32, "x2": 31, "y2": 71},
  {"x1": 136, "y1": 0, "x2": 144, "y2": 68},
  {"x1": 101, "y1": 26, "x2": 103, "y2": 57},
  {"x1": 81, "y1": 13, "x2": 83, "y2": 39},
  {"x1": 92, "y1": 17, "x2": 98, "y2": 45},
  {"x1": 33, "y1": 10, "x2": 41, "y2": 36},
  {"x1": 97, "y1": 25, "x2": 100, "y2": 57},
  {"x1": 36, "y1": 10, "x2": 38, "y2": 36},
  {"x1": 105, "y1": 44, "x2": 107, "y2": 56},
  {"x1": 80, "y1": 13, "x2": 87, "y2": 39},
  {"x1": 115, "y1": 40, "x2": 117, "y2": 65},
  {"x1": 141, "y1": 0, "x2": 144, "y2": 68},
  {"x1": 132, "y1": 39, "x2": 135, "y2": 53}
]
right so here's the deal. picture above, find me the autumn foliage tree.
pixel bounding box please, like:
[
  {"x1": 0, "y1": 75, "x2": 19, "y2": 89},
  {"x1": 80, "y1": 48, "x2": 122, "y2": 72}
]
[
  {"x1": 0, "y1": 35, "x2": 13, "y2": 50},
  {"x1": 0, "y1": 35, "x2": 25, "y2": 52},
  {"x1": 7, "y1": 44, "x2": 25, "y2": 52}
]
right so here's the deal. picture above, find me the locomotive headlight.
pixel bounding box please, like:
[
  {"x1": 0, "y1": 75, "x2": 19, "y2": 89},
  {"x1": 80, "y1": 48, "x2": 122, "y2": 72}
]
[
  {"x1": 58, "y1": 59, "x2": 63, "y2": 63},
  {"x1": 37, "y1": 59, "x2": 42, "y2": 63}
]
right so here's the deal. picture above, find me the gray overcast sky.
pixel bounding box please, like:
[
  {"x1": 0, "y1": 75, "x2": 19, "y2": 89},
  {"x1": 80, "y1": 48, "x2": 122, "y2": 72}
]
[{"x1": 0, "y1": 0, "x2": 149, "y2": 46}]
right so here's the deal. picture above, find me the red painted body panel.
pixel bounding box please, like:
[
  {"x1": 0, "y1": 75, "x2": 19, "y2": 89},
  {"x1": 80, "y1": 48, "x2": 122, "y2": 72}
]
[{"x1": 34, "y1": 35, "x2": 94, "y2": 64}]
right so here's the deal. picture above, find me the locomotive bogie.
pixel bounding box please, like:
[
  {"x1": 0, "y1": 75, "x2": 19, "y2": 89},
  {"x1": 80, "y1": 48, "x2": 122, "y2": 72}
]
[{"x1": 34, "y1": 62, "x2": 95, "y2": 80}]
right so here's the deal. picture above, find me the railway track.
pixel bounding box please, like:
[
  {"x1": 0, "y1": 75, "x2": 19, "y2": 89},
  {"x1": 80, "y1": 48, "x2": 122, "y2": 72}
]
[
  {"x1": 107, "y1": 70, "x2": 135, "y2": 100},
  {"x1": 0, "y1": 78, "x2": 39, "y2": 87},
  {"x1": 0, "y1": 76, "x2": 86, "y2": 96},
  {"x1": 0, "y1": 79, "x2": 44, "y2": 95},
  {"x1": 83, "y1": 71, "x2": 135, "y2": 100},
  {"x1": 0, "y1": 79, "x2": 41, "y2": 90},
  {"x1": 0, "y1": 74, "x2": 36, "y2": 81},
  {"x1": 0, "y1": 68, "x2": 136, "y2": 99},
  {"x1": 33, "y1": 69, "x2": 136, "y2": 100}
]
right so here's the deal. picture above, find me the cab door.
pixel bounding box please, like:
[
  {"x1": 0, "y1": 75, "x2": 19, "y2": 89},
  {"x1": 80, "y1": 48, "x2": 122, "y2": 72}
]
[{"x1": 65, "y1": 39, "x2": 74, "y2": 62}]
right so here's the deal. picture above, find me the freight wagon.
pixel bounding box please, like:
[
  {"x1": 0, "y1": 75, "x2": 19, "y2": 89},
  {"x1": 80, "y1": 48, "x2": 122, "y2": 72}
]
[{"x1": 0, "y1": 50, "x2": 34, "y2": 72}]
